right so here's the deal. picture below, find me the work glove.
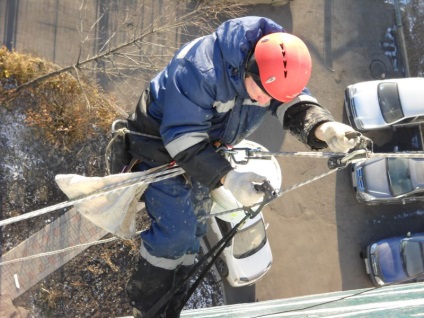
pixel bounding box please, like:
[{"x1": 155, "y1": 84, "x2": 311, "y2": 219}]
[
  {"x1": 317, "y1": 122, "x2": 360, "y2": 153},
  {"x1": 223, "y1": 170, "x2": 266, "y2": 207}
]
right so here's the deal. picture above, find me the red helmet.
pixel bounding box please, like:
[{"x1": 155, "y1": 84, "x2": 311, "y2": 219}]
[{"x1": 251, "y1": 32, "x2": 312, "y2": 102}]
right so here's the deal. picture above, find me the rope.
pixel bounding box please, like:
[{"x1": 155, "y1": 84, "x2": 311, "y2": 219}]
[
  {"x1": 0, "y1": 142, "x2": 412, "y2": 236},
  {"x1": 8, "y1": 146, "x2": 415, "y2": 228},
  {"x1": 203, "y1": 168, "x2": 338, "y2": 221},
  {"x1": 0, "y1": 228, "x2": 148, "y2": 267},
  {"x1": 105, "y1": 126, "x2": 162, "y2": 174},
  {"x1": 1, "y1": 149, "x2": 338, "y2": 228},
  {"x1": 111, "y1": 126, "x2": 162, "y2": 140},
  {"x1": 0, "y1": 237, "x2": 120, "y2": 266},
  {"x1": 252, "y1": 149, "x2": 424, "y2": 159},
  {"x1": 254, "y1": 150, "x2": 343, "y2": 158}
]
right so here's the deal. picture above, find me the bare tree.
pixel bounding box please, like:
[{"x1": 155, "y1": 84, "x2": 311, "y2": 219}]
[{"x1": 4, "y1": 0, "x2": 247, "y2": 113}]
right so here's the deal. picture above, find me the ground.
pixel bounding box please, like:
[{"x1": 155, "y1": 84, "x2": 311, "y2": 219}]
[{"x1": 1, "y1": 1, "x2": 424, "y2": 317}]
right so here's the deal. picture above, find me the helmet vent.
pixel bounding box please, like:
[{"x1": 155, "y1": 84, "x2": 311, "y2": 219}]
[
  {"x1": 284, "y1": 71, "x2": 288, "y2": 78},
  {"x1": 266, "y1": 76, "x2": 276, "y2": 84},
  {"x1": 280, "y1": 43, "x2": 286, "y2": 57}
]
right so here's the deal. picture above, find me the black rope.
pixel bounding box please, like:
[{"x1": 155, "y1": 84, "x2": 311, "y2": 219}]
[{"x1": 144, "y1": 213, "x2": 250, "y2": 318}]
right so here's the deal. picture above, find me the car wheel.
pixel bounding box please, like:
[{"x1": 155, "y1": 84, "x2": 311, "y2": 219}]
[
  {"x1": 369, "y1": 59, "x2": 387, "y2": 79},
  {"x1": 215, "y1": 257, "x2": 229, "y2": 278}
]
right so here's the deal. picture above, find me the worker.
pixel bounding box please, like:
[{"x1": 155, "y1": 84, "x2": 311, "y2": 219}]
[{"x1": 125, "y1": 16, "x2": 359, "y2": 317}]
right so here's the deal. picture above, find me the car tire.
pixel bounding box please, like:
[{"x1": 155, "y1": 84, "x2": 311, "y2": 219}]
[{"x1": 369, "y1": 59, "x2": 387, "y2": 79}]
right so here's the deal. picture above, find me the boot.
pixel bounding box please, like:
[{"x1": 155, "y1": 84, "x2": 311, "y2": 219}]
[
  {"x1": 126, "y1": 256, "x2": 176, "y2": 317},
  {"x1": 165, "y1": 265, "x2": 193, "y2": 318}
]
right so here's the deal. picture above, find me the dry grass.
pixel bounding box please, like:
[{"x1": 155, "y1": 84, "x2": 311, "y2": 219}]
[
  {"x1": 39, "y1": 287, "x2": 65, "y2": 309},
  {"x1": 0, "y1": 47, "x2": 120, "y2": 148},
  {"x1": 101, "y1": 251, "x2": 119, "y2": 272}
]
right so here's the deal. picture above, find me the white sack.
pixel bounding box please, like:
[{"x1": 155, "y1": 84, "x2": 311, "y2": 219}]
[{"x1": 55, "y1": 172, "x2": 148, "y2": 239}]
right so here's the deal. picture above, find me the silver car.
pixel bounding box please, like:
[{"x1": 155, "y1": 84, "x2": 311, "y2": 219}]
[
  {"x1": 344, "y1": 77, "x2": 424, "y2": 131},
  {"x1": 351, "y1": 157, "x2": 424, "y2": 205}
]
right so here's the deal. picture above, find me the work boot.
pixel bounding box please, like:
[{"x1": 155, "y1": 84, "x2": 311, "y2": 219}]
[
  {"x1": 165, "y1": 265, "x2": 194, "y2": 318},
  {"x1": 126, "y1": 256, "x2": 176, "y2": 317}
]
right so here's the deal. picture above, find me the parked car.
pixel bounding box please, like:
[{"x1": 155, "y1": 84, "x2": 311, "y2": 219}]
[
  {"x1": 205, "y1": 140, "x2": 281, "y2": 288},
  {"x1": 362, "y1": 232, "x2": 424, "y2": 286},
  {"x1": 351, "y1": 157, "x2": 424, "y2": 205},
  {"x1": 344, "y1": 77, "x2": 424, "y2": 131}
]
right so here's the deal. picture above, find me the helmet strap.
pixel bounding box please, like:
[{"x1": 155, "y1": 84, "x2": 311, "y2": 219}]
[{"x1": 245, "y1": 52, "x2": 267, "y2": 94}]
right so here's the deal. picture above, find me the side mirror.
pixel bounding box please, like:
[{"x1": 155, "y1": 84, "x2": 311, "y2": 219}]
[{"x1": 407, "y1": 231, "x2": 411, "y2": 237}]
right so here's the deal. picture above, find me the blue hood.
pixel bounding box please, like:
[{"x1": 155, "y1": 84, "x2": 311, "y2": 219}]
[{"x1": 215, "y1": 16, "x2": 284, "y2": 95}]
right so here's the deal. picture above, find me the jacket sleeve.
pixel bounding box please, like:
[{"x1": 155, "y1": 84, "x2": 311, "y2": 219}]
[
  {"x1": 270, "y1": 93, "x2": 335, "y2": 150},
  {"x1": 174, "y1": 142, "x2": 233, "y2": 189}
]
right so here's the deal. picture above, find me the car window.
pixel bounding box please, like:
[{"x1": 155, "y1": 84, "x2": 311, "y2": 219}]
[
  {"x1": 401, "y1": 239, "x2": 424, "y2": 277},
  {"x1": 387, "y1": 158, "x2": 413, "y2": 196},
  {"x1": 378, "y1": 82, "x2": 404, "y2": 124},
  {"x1": 233, "y1": 220, "x2": 267, "y2": 259}
]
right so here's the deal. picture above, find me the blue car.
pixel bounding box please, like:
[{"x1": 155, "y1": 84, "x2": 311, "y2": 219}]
[{"x1": 362, "y1": 232, "x2": 424, "y2": 286}]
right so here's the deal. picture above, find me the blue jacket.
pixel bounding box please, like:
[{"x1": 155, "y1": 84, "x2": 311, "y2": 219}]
[{"x1": 128, "y1": 17, "x2": 334, "y2": 188}]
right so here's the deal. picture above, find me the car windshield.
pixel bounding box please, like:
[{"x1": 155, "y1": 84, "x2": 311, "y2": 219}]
[
  {"x1": 400, "y1": 239, "x2": 424, "y2": 278},
  {"x1": 378, "y1": 82, "x2": 404, "y2": 123},
  {"x1": 233, "y1": 219, "x2": 267, "y2": 259},
  {"x1": 387, "y1": 158, "x2": 413, "y2": 196}
]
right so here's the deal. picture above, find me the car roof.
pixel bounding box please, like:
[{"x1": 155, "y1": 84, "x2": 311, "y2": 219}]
[
  {"x1": 396, "y1": 77, "x2": 424, "y2": 117},
  {"x1": 408, "y1": 158, "x2": 424, "y2": 188}
]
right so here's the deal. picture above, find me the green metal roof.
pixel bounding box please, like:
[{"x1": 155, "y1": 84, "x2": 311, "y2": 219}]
[{"x1": 180, "y1": 282, "x2": 424, "y2": 317}]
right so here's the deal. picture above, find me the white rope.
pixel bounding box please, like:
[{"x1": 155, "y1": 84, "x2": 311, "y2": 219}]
[
  {"x1": 0, "y1": 237, "x2": 120, "y2": 266},
  {"x1": 6, "y1": 146, "x2": 421, "y2": 228},
  {"x1": 0, "y1": 229, "x2": 147, "y2": 267},
  {"x1": 255, "y1": 150, "x2": 424, "y2": 159},
  {"x1": 204, "y1": 168, "x2": 338, "y2": 221}
]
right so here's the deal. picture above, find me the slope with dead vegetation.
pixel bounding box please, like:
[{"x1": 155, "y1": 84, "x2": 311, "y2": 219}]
[{"x1": 0, "y1": 48, "x2": 222, "y2": 318}]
